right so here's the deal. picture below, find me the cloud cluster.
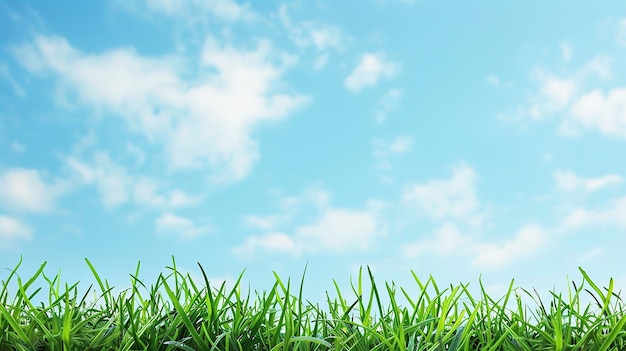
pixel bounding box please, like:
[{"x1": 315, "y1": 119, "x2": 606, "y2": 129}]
[
  {"x1": 63, "y1": 152, "x2": 199, "y2": 210},
  {"x1": 11, "y1": 34, "x2": 309, "y2": 184},
  {"x1": 278, "y1": 4, "x2": 347, "y2": 70},
  {"x1": 497, "y1": 36, "x2": 626, "y2": 140},
  {"x1": 566, "y1": 88, "x2": 626, "y2": 138},
  {"x1": 398, "y1": 163, "x2": 552, "y2": 269}
]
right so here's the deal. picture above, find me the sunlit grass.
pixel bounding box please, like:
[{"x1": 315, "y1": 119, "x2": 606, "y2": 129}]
[{"x1": 1, "y1": 257, "x2": 625, "y2": 350}]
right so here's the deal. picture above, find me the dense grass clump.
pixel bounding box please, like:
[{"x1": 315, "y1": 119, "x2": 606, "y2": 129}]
[{"x1": 1, "y1": 257, "x2": 626, "y2": 350}]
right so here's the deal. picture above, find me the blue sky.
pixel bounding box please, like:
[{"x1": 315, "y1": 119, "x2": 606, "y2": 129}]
[{"x1": 2, "y1": 0, "x2": 626, "y2": 304}]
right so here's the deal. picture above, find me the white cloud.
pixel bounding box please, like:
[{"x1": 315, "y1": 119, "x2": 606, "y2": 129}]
[
  {"x1": 279, "y1": 186, "x2": 331, "y2": 210},
  {"x1": 233, "y1": 188, "x2": 387, "y2": 257},
  {"x1": 309, "y1": 26, "x2": 345, "y2": 52},
  {"x1": 470, "y1": 225, "x2": 547, "y2": 268},
  {"x1": 0, "y1": 215, "x2": 32, "y2": 243},
  {"x1": 375, "y1": 89, "x2": 404, "y2": 123},
  {"x1": 0, "y1": 168, "x2": 66, "y2": 213},
  {"x1": 400, "y1": 222, "x2": 471, "y2": 259},
  {"x1": 402, "y1": 163, "x2": 482, "y2": 225},
  {"x1": 553, "y1": 170, "x2": 622, "y2": 193},
  {"x1": 527, "y1": 68, "x2": 577, "y2": 120},
  {"x1": 563, "y1": 88, "x2": 626, "y2": 138},
  {"x1": 12, "y1": 34, "x2": 309, "y2": 184},
  {"x1": 561, "y1": 197, "x2": 626, "y2": 230},
  {"x1": 345, "y1": 52, "x2": 399, "y2": 93},
  {"x1": 155, "y1": 213, "x2": 212, "y2": 239},
  {"x1": 372, "y1": 136, "x2": 413, "y2": 170},
  {"x1": 498, "y1": 55, "x2": 612, "y2": 128}
]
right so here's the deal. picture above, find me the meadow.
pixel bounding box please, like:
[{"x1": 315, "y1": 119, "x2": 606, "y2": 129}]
[{"x1": 1, "y1": 257, "x2": 625, "y2": 351}]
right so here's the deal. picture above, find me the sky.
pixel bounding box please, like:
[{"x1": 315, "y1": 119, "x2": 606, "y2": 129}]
[{"x1": 2, "y1": 0, "x2": 626, "y2": 307}]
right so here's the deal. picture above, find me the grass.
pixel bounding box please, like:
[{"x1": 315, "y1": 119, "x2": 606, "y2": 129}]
[{"x1": 1, "y1": 257, "x2": 625, "y2": 351}]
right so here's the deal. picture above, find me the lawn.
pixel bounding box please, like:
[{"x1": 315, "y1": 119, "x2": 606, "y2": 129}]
[{"x1": 1, "y1": 257, "x2": 625, "y2": 350}]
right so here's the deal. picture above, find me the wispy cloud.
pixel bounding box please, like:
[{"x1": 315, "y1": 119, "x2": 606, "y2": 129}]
[
  {"x1": 372, "y1": 136, "x2": 413, "y2": 171},
  {"x1": 345, "y1": 52, "x2": 399, "y2": 93},
  {"x1": 553, "y1": 170, "x2": 622, "y2": 193},
  {"x1": 561, "y1": 197, "x2": 626, "y2": 231},
  {"x1": 0, "y1": 63, "x2": 25, "y2": 97},
  {"x1": 375, "y1": 89, "x2": 404, "y2": 123},
  {"x1": 278, "y1": 4, "x2": 345, "y2": 51},
  {"x1": 278, "y1": 4, "x2": 347, "y2": 70},
  {"x1": 155, "y1": 212, "x2": 212, "y2": 239}
]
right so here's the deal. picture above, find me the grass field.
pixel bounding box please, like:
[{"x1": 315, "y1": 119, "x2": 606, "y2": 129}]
[{"x1": 1, "y1": 257, "x2": 625, "y2": 351}]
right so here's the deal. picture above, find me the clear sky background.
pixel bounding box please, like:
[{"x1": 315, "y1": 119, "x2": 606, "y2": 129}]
[{"x1": 1, "y1": 0, "x2": 626, "y2": 305}]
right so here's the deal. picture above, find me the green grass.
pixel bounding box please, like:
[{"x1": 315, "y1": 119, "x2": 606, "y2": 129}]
[{"x1": 1, "y1": 257, "x2": 625, "y2": 351}]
